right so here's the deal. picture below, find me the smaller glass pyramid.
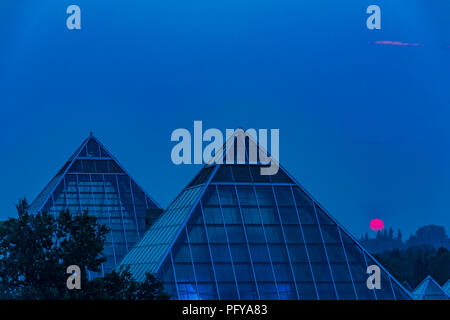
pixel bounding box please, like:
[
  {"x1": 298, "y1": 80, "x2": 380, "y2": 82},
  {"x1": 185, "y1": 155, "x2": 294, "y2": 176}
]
[
  {"x1": 29, "y1": 134, "x2": 162, "y2": 278},
  {"x1": 411, "y1": 276, "x2": 450, "y2": 300},
  {"x1": 443, "y1": 279, "x2": 450, "y2": 295}
]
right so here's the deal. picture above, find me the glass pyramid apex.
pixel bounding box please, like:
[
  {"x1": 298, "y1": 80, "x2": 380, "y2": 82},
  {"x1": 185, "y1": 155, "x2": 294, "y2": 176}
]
[
  {"x1": 119, "y1": 132, "x2": 412, "y2": 300},
  {"x1": 29, "y1": 134, "x2": 162, "y2": 277},
  {"x1": 412, "y1": 276, "x2": 450, "y2": 300}
]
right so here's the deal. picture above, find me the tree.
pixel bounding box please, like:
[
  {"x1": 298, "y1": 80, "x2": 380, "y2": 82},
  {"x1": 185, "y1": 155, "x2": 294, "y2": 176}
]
[
  {"x1": 83, "y1": 268, "x2": 169, "y2": 300},
  {"x1": 388, "y1": 227, "x2": 394, "y2": 240},
  {"x1": 0, "y1": 200, "x2": 169, "y2": 300},
  {"x1": 427, "y1": 247, "x2": 450, "y2": 285},
  {"x1": 406, "y1": 225, "x2": 449, "y2": 249},
  {"x1": 0, "y1": 208, "x2": 108, "y2": 299},
  {"x1": 397, "y1": 229, "x2": 402, "y2": 242},
  {"x1": 15, "y1": 197, "x2": 29, "y2": 217}
]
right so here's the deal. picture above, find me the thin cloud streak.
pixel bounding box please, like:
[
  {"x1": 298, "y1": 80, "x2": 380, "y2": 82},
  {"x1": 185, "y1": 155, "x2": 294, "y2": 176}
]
[{"x1": 374, "y1": 41, "x2": 424, "y2": 47}]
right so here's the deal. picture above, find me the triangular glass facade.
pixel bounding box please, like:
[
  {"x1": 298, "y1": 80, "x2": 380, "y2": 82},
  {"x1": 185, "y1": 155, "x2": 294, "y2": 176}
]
[
  {"x1": 29, "y1": 135, "x2": 161, "y2": 278},
  {"x1": 412, "y1": 276, "x2": 450, "y2": 300},
  {"x1": 443, "y1": 280, "x2": 450, "y2": 295},
  {"x1": 120, "y1": 132, "x2": 412, "y2": 300}
]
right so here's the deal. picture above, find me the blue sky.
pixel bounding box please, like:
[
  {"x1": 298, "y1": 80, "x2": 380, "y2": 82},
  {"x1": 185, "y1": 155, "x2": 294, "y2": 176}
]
[{"x1": 0, "y1": 1, "x2": 449, "y2": 238}]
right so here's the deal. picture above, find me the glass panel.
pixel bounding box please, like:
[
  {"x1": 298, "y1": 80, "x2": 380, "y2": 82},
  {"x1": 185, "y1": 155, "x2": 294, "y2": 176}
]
[
  {"x1": 254, "y1": 186, "x2": 276, "y2": 206},
  {"x1": 273, "y1": 263, "x2": 294, "y2": 282},
  {"x1": 197, "y1": 283, "x2": 219, "y2": 300},
  {"x1": 212, "y1": 165, "x2": 233, "y2": 182},
  {"x1": 254, "y1": 263, "x2": 275, "y2": 282},
  {"x1": 249, "y1": 165, "x2": 271, "y2": 183},
  {"x1": 310, "y1": 263, "x2": 332, "y2": 282},
  {"x1": 172, "y1": 244, "x2": 192, "y2": 263},
  {"x1": 221, "y1": 207, "x2": 242, "y2": 224},
  {"x1": 231, "y1": 165, "x2": 252, "y2": 182},
  {"x1": 217, "y1": 282, "x2": 239, "y2": 299},
  {"x1": 277, "y1": 282, "x2": 297, "y2": 299},
  {"x1": 203, "y1": 207, "x2": 223, "y2": 224},
  {"x1": 302, "y1": 225, "x2": 323, "y2": 243},
  {"x1": 316, "y1": 207, "x2": 335, "y2": 225},
  {"x1": 273, "y1": 186, "x2": 295, "y2": 206},
  {"x1": 217, "y1": 185, "x2": 238, "y2": 206},
  {"x1": 335, "y1": 282, "x2": 357, "y2": 300},
  {"x1": 292, "y1": 187, "x2": 313, "y2": 207},
  {"x1": 229, "y1": 244, "x2": 251, "y2": 263},
  {"x1": 194, "y1": 263, "x2": 215, "y2": 282},
  {"x1": 278, "y1": 207, "x2": 299, "y2": 224},
  {"x1": 173, "y1": 263, "x2": 195, "y2": 283},
  {"x1": 206, "y1": 225, "x2": 227, "y2": 243},
  {"x1": 190, "y1": 244, "x2": 212, "y2": 263},
  {"x1": 258, "y1": 282, "x2": 278, "y2": 299},
  {"x1": 246, "y1": 225, "x2": 266, "y2": 243},
  {"x1": 226, "y1": 225, "x2": 246, "y2": 243},
  {"x1": 249, "y1": 244, "x2": 270, "y2": 262},
  {"x1": 325, "y1": 244, "x2": 347, "y2": 262},
  {"x1": 236, "y1": 185, "x2": 257, "y2": 205},
  {"x1": 316, "y1": 282, "x2": 337, "y2": 300},
  {"x1": 259, "y1": 207, "x2": 280, "y2": 225},
  {"x1": 292, "y1": 263, "x2": 314, "y2": 282},
  {"x1": 297, "y1": 282, "x2": 318, "y2": 300},
  {"x1": 287, "y1": 244, "x2": 309, "y2": 262},
  {"x1": 284, "y1": 225, "x2": 304, "y2": 243},
  {"x1": 186, "y1": 224, "x2": 208, "y2": 243},
  {"x1": 210, "y1": 244, "x2": 232, "y2": 263},
  {"x1": 241, "y1": 207, "x2": 261, "y2": 225},
  {"x1": 268, "y1": 244, "x2": 289, "y2": 262},
  {"x1": 213, "y1": 264, "x2": 235, "y2": 282},
  {"x1": 297, "y1": 206, "x2": 317, "y2": 225},
  {"x1": 238, "y1": 282, "x2": 259, "y2": 299},
  {"x1": 234, "y1": 263, "x2": 255, "y2": 282},
  {"x1": 264, "y1": 225, "x2": 284, "y2": 243},
  {"x1": 202, "y1": 186, "x2": 220, "y2": 206},
  {"x1": 178, "y1": 283, "x2": 199, "y2": 300}
]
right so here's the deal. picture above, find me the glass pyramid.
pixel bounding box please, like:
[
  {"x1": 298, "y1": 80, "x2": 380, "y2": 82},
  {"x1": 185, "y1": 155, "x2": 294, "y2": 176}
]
[
  {"x1": 411, "y1": 276, "x2": 450, "y2": 300},
  {"x1": 29, "y1": 134, "x2": 161, "y2": 278},
  {"x1": 119, "y1": 131, "x2": 412, "y2": 300},
  {"x1": 443, "y1": 280, "x2": 450, "y2": 295}
]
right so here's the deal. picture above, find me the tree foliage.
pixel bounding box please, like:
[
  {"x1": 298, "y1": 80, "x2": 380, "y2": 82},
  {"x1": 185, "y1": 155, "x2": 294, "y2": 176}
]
[
  {"x1": 374, "y1": 245, "x2": 450, "y2": 288},
  {"x1": 0, "y1": 199, "x2": 169, "y2": 300}
]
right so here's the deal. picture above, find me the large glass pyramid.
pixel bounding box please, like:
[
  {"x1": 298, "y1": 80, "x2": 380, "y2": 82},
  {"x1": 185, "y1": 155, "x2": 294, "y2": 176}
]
[
  {"x1": 119, "y1": 131, "x2": 412, "y2": 300},
  {"x1": 411, "y1": 276, "x2": 450, "y2": 300},
  {"x1": 29, "y1": 134, "x2": 162, "y2": 278}
]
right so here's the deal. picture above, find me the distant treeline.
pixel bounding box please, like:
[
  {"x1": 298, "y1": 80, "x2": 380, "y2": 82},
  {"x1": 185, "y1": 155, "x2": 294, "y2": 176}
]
[
  {"x1": 360, "y1": 225, "x2": 450, "y2": 288},
  {"x1": 360, "y1": 225, "x2": 450, "y2": 254},
  {"x1": 374, "y1": 246, "x2": 449, "y2": 288}
]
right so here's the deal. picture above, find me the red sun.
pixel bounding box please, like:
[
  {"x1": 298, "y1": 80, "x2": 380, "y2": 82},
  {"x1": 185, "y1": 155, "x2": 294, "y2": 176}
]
[{"x1": 370, "y1": 219, "x2": 384, "y2": 232}]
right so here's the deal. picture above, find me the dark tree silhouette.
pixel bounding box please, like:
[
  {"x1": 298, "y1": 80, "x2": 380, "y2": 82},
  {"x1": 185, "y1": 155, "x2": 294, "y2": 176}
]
[{"x1": 0, "y1": 201, "x2": 169, "y2": 300}]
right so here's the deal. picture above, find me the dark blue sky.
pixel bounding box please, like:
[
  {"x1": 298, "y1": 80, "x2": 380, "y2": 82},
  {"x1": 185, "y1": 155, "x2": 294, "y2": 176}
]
[{"x1": 1, "y1": 1, "x2": 449, "y2": 238}]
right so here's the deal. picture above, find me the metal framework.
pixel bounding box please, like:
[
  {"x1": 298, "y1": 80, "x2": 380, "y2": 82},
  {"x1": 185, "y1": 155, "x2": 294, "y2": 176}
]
[{"x1": 412, "y1": 276, "x2": 450, "y2": 300}]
